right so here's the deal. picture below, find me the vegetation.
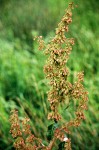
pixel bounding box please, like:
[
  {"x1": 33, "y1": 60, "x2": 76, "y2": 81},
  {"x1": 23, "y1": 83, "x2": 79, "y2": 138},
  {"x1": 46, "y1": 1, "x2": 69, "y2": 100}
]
[
  {"x1": 0, "y1": 0, "x2": 99, "y2": 150},
  {"x1": 9, "y1": 3, "x2": 88, "y2": 149}
]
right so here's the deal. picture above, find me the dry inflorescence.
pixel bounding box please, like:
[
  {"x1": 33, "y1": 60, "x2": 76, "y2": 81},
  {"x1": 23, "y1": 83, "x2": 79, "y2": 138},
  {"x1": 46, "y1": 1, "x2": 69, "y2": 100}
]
[{"x1": 9, "y1": 3, "x2": 88, "y2": 150}]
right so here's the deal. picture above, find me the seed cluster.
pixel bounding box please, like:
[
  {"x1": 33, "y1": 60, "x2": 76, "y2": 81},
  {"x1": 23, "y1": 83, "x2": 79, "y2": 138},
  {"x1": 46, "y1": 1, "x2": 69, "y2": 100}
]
[
  {"x1": 10, "y1": 110, "x2": 22, "y2": 138},
  {"x1": 43, "y1": 2, "x2": 88, "y2": 149},
  {"x1": 44, "y1": 3, "x2": 75, "y2": 122},
  {"x1": 9, "y1": 110, "x2": 45, "y2": 150},
  {"x1": 10, "y1": 3, "x2": 88, "y2": 150}
]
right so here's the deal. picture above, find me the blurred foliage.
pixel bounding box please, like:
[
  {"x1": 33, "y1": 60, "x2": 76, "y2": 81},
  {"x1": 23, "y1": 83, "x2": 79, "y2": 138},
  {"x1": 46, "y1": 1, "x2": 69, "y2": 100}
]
[{"x1": 0, "y1": 0, "x2": 99, "y2": 150}]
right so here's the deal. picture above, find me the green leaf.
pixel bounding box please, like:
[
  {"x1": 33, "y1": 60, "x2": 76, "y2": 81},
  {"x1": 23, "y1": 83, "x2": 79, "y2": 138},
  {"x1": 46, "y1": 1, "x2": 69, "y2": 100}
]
[
  {"x1": 58, "y1": 142, "x2": 65, "y2": 150},
  {"x1": 47, "y1": 123, "x2": 59, "y2": 141}
]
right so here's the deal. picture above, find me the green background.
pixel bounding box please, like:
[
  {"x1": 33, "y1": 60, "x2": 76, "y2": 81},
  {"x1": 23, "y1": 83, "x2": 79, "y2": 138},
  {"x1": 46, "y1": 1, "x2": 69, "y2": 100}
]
[{"x1": 0, "y1": 0, "x2": 99, "y2": 149}]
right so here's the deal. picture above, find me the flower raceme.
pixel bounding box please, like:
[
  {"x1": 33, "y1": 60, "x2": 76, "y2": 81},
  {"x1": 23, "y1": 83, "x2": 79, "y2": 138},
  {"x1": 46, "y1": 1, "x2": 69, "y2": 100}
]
[{"x1": 9, "y1": 3, "x2": 88, "y2": 150}]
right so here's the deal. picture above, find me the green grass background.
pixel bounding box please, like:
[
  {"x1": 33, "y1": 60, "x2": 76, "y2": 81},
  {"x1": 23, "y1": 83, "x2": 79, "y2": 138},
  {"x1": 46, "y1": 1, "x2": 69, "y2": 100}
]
[{"x1": 0, "y1": 0, "x2": 99, "y2": 149}]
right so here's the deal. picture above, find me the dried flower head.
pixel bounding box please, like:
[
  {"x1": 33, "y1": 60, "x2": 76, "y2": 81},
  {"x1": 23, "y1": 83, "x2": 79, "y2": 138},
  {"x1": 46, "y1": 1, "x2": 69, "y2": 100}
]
[{"x1": 10, "y1": 3, "x2": 88, "y2": 150}]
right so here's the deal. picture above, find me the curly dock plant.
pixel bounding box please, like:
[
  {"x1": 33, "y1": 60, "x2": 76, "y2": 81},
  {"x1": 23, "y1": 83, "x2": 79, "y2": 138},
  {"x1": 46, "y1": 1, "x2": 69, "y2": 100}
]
[{"x1": 10, "y1": 3, "x2": 88, "y2": 150}]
